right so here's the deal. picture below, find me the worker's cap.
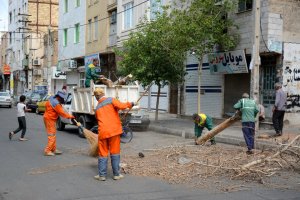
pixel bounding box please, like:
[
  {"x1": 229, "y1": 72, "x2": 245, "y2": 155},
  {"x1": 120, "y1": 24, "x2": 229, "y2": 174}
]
[
  {"x1": 94, "y1": 88, "x2": 105, "y2": 96},
  {"x1": 242, "y1": 93, "x2": 249, "y2": 98},
  {"x1": 192, "y1": 113, "x2": 199, "y2": 120},
  {"x1": 56, "y1": 91, "x2": 67, "y2": 102}
]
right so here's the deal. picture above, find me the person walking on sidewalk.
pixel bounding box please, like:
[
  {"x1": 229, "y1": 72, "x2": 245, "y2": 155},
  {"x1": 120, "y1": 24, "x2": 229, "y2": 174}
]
[
  {"x1": 234, "y1": 93, "x2": 259, "y2": 155},
  {"x1": 272, "y1": 83, "x2": 287, "y2": 137},
  {"x1": 192, "y1": 113, "x2": 216, "y2": 145},
  {"x1": 93, "y1": 88, "x2": 134, "y2": 181},
  {"x1": 9, "y1": 95, "x2": 31, "y2": 141},
  {"x1": 43, "y1": 91, "x2": 75, "y2": 156}
]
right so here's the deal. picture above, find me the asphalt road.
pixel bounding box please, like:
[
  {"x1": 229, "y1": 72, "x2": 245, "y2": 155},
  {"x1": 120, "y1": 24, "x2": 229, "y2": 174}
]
[{"x1": 0, "y1": 107, "x2": 299, "y2": 200}]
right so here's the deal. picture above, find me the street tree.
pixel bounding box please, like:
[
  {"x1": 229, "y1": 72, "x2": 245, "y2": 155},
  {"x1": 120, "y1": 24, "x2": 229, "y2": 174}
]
[{"x1": 116, "y1": 0, "x2": 239, "y2": 120}]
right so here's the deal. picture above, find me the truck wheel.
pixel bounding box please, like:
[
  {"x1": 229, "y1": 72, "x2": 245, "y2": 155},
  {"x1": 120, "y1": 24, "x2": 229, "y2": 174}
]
[
  {"x1": 78, "y1": 115, "x2": 92, "y2": 138},
  {"x1": 56, "y1": 117, "x2": 65, "y2": 131}
]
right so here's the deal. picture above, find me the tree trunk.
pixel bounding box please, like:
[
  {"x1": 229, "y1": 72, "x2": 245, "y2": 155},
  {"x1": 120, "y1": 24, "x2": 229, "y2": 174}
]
[
  {"x1": 155, "y1": 84, "x2": 161, "y2": 121},
  {"x1": 196, "y1": 112, "x2": 241, "y2": 145}
]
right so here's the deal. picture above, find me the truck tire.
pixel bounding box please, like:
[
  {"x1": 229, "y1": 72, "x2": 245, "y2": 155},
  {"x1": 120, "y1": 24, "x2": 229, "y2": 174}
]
[
  {"x1": 78, "y1": 115, "x2": 92, "y2": 138},
  {"x1": 56, "y1": 117, "x2": 65, "y2": 131}
]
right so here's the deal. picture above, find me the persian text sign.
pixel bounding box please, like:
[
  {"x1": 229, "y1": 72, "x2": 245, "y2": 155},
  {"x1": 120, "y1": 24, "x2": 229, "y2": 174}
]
[{"x1": 208, "y1": 50, "x2": 248, "y2": 74}]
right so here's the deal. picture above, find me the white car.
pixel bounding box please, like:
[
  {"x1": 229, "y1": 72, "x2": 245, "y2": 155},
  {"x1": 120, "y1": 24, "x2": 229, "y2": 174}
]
[{"x1": 0, "y1": 92, "x2": 12, "y2": 108}]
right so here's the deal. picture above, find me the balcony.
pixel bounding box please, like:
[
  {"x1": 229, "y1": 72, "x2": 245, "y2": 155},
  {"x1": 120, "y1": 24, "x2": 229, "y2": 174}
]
[{"x1": 107, "y1": 0, "x2": 117, "y2": 11}]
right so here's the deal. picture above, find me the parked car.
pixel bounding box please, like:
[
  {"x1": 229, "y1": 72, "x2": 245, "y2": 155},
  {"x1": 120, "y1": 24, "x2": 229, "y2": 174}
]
[
  {"x1": 36, "y1": 94, "x2": 51, "y2": 114},
  {"x1": 26, "y1": 92, "x2": 44, "y2": 112},
  {"x1": 0, "y1": 92, "x2": 12, "y2": 108}
]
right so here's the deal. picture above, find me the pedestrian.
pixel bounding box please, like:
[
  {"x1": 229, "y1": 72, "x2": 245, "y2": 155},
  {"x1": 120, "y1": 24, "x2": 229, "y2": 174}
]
[
  {"x1": 85, "y1": 59, "x2": 104, "y2": 87},
  {"x1": 233, "y1": 93, "x2": 259, "y2": 155},
  {"x1": 62, "y1": 85, "x2": 67, "y2": 93},
  {"x1": 192, "y1": 113, "x2": 216, "y2": 145},
  {"x1": 9, "y1": 95, "x2": 31, "y2": 141},
  {"x1": 93, "y1": 88, "x2": 134, "y2": 181},
  {"x1": 272, "y1": 83, "x2": 287, "y2": 136},
  {"x1": 43, "y1": 91, "x2": 75, "y2": 156}
]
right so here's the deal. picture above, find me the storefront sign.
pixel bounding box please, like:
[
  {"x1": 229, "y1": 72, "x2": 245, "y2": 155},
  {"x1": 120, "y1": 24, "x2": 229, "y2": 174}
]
[
  {"x1": 52, "y1": 66, "x2": 66, "y2": 79},
  {"x1": 3, "y1": 65, "x2": 11, "y2": 75},
  {"x1": 208, "y1": 50, "x2": 248, "y2": 74}
]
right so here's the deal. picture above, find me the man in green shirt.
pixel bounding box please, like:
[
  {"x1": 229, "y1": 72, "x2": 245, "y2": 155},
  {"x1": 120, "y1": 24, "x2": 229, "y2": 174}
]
[
  {"x1": 192, "y1": 113, "x2": 216, "y2": 145},
  {"x1": 85, "y1": 59, "x2": 103, "y2": 87},
  {"x1": 234, "y1": 93, "x2": 259, "y2": 154}
]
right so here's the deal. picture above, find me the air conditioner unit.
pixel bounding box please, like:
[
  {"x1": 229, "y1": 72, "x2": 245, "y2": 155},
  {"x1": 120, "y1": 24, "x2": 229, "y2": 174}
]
[
  {"x1": 69, "y1": 60, "x2": 77, "y2": 69},
  {"x1": 37, "y1": 70, "x2": 42, "y2": 75},
  {"x1": 33, "y1": 59, "x2": 41, "y2": 66}
]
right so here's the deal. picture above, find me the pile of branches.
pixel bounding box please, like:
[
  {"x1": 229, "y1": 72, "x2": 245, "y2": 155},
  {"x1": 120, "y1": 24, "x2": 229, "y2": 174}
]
[{"x1": 122, "y1": 135, "x2": 300, "y2": 187}]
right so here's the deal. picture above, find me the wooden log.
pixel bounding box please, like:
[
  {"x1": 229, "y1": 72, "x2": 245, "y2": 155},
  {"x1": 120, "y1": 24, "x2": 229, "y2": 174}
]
[{"x1": 196, "y1": 112, "x2": 241, "y2": 145}]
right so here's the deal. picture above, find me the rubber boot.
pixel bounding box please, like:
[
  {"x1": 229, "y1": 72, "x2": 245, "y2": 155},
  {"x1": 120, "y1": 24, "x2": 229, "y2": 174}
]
[
  {"x1": 111, "y1": 154, "x2": 123, "y2": 180},
  {"x1": 98, "y1": 157, "x2": 108, "y2": 178}
]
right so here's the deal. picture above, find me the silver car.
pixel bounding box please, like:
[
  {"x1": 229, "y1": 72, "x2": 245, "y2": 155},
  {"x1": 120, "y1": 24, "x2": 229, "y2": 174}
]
[{"x1": 0, "y1": 92, "x2": 12, "y2": 108}]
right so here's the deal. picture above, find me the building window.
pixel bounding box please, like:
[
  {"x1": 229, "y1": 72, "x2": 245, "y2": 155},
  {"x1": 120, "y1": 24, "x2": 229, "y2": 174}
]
[
  {"x1": 110, "y1": 10, "x2": 117, "y2": 24},
  {"x1": 238, "y1": 0, "x2": 253, "y2": 12},
  {"x1": 9, "y1": 12, "x2": 12, "y2": 24},
  {"x1": 88, "y1": 19, "x2": 92, "y2": 42},
  {"x1": 64, "y1": 0, "x2": 68, "y2": 13},
  {"x1": 74, "y1": 23, "x2": 80, "y2": 43},
  {"x1": 63, "y1": 29, "x2": 68, "y2": 46},
  {"x1": 9, "y1": 32, "x2": 12, "y2": 44},
  {"x1": 13, "y1": 9, "x2": 16, "y2": 22},
  {"x1": 123, "y1": 2, "x2": 133, "y2": 30},
  {"x1": 94, "y1": 16, "x2": 98, "y2": 40},
  {"x1": 75, "y1": 0, "x2": 80, "y2": 7},
  {"x1": 150, "y1": 0, "x2": 162, "y2": 20},
  {"x1": 88, "y1": 0, "x2": 92, "y2": 6}
]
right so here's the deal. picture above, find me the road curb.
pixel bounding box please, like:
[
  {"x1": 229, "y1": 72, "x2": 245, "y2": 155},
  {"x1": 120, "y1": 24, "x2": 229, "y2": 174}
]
[{"x1": 149, "y1": 124, "x2": 279, "y2": 150}]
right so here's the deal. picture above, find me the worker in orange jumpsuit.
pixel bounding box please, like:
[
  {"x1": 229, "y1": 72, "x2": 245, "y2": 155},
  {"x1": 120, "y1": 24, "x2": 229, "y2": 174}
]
[
  {"x1": 93, "y1": 88, "x2": 134, "y2": 181},
  {"x1": 43, "y1": 91, "x2": 75, "y2": 156}
]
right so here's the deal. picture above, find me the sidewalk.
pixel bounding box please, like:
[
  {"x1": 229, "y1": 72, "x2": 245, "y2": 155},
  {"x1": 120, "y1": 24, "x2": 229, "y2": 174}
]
[{"x1": 146, "y1": 111, "x2": 300, "y2": 149}]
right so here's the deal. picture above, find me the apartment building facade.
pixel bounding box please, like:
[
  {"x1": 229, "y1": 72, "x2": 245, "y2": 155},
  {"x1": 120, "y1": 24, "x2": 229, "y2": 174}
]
[
  {"x1": 58, "y1": 0, "x2": 86, "y2": 90},
  {"x1": 183, "y1": 0, "x2": 300, "y2": 124},
  {"x1": 7, "y1": 0, "x2": 58, "y2": 95}
]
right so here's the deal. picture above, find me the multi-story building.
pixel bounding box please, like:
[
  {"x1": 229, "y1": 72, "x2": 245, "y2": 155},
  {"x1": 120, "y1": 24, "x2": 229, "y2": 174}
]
[
  {"x1": 58, "y1": 0, "x2": 86, "y2": 89},
  {"x1": 7, "y1": 0, "x2": 58, "y2": 95},
  {"x1": 0, "y1": 32, "x2": 9, "y2": 91},
  {"x1": 183, "y1": 0, "x2": 300, "y2": 125},
  {"x1": 85, "y1": 0, "x2": 117, "y2": 82}
]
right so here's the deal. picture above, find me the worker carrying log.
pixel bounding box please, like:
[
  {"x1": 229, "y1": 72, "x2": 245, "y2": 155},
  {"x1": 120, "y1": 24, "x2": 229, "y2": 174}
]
[
  {"x1": 85, "y1": 58, "x2": 105, "y2": 87},
  {"x1": 233, "y1": 93, "x2": 259, "y2": 155},
  {"x1": 43, "y1": 91, "x2": 75, "y2": 156},
  {"x1": 192, "y1": 113, "x2": 216, "y2": 145},
  {"x1": 93, "y1": 88, "x2": 135, "y2": 181}
]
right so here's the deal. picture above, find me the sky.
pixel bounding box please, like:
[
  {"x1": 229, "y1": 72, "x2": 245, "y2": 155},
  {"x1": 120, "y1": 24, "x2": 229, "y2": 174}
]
[{"x1": 0, "y1": 0, "x2": 8, "y2": 31}]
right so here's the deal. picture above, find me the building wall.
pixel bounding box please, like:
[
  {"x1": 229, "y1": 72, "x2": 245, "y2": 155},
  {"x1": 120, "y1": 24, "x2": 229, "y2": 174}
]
[
  {"x1": 183, "y1": 54, "x2": 224, "y2": 118},
  {"x1": 58, "y1": 0, "x2": 85, "y2": 61},
  {"x1": 85, "y1": 0, "x2": 109, "y2": 55}
]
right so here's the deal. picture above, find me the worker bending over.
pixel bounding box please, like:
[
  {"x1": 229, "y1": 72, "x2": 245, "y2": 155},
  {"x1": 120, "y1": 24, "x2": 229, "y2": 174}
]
[
  {"x1": 85, "y1": 59, "x2": 104, "y2": 87},
  {"x1": 93, "y1": 88, "x2": 134, "y2": 181},
  {"x1": 192, "y1": 113, "x2": 216, "y2": 145},
  {"x1": 43, "y1": 91, "x2": 75, "y2": 156}
]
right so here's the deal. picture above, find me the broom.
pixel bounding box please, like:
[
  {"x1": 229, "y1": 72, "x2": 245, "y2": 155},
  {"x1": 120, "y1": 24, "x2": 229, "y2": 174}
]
[{"x1": 73, "y1": 119, "x2": 99, "y2": 157}]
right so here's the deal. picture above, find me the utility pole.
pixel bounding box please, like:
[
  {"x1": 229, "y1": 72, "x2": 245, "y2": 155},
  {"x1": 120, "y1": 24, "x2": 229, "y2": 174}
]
[
  {"x1": 251, "y1": 0, "x2": 261, "y2": 129},
  {"x1": 47, "y1": 26, "x2": 52, "y2": 94}
]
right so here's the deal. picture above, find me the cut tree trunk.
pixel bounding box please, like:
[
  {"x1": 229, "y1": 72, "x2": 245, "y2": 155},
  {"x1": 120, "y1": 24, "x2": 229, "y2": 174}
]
[{"x1": 196, "y1": 112, "x2": 241, "y2": 145}]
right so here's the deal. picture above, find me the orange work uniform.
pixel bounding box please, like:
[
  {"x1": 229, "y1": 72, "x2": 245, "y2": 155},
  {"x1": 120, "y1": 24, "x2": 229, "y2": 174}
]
[
  {"x1": 43, "y1": 96, "x2": 73, "y2": 154},
  {"x1": 95, "y1": 97, "x2": 132, "y2": 157}
]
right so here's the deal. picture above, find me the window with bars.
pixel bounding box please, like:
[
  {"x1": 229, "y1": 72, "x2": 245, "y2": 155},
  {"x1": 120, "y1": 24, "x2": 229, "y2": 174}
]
[
  {"x1": 238, "y1": 0, "x2": 253, "y2": 12},
  {"x1": 94, "y1": 16, "x2": 98, "y2": 40}
]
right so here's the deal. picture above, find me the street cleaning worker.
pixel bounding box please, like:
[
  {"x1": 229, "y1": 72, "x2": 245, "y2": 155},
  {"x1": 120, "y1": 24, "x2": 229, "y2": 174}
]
[
  {"x1": 233, "y1": 93, "x2": 259, "y2": 155},
  {"x1": 192, "y1": 113, "x2": 216, "y2": 145},
  {"x1": 93, "y1": 88, "x2": 134, "y2": 181},
  {"x1": 85, "y1": 58, "x2": 104, "y2": 87},
  {"x1": 43, "y1": 91, "x2": 75, "y2": 156}
]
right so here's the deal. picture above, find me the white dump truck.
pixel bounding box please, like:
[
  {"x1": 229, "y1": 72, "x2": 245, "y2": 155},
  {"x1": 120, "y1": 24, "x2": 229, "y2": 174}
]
[{"x1": 57, "y1": 82, "x2": 150, "y2": 137}]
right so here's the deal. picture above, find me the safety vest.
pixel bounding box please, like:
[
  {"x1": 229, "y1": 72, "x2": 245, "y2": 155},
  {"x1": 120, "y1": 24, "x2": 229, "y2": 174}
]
[{"x1": 196, "y1": 113, "x2": 207, "y2": 127}]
